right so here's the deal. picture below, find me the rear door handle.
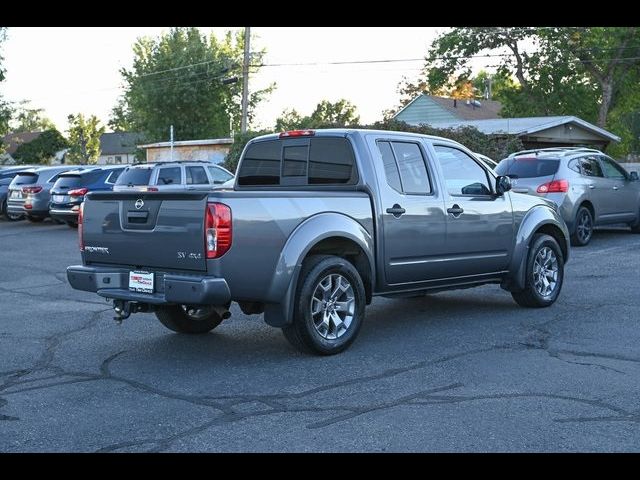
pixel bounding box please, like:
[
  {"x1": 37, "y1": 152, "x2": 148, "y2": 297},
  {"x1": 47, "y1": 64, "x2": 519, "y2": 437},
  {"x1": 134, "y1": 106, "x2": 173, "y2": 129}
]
[
  {"x1": 447, "y1": 204, "x2": 464, "y2": 217},
  {"x1": 613, "y1": 185, "x2": 619, "y2": 191},
  {"x1": 386, "y1": 204, "x2": 406, "y2": 218},
  {"x1": 588, "y1": 184, "x2": 595, "y2": 189}
]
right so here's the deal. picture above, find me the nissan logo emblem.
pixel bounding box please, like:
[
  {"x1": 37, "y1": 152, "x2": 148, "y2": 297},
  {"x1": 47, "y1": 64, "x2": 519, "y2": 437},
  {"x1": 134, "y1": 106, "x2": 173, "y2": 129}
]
[{"x1": 135, "y1": 199, "x2": 144, "y2": 210}]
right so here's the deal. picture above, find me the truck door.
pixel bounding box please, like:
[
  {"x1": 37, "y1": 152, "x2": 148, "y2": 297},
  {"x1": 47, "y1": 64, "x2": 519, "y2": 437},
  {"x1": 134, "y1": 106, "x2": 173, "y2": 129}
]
[
  {"x1": 374, "y1": 139, "x2": 448, "y2": 285},
  {"x1": 431, "y1": 144, "x2": 514, "y2": 277}
]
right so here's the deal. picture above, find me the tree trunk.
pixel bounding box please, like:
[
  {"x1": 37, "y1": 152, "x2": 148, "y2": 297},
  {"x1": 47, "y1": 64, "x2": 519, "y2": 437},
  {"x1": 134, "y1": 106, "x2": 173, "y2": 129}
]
[{"x1": 598, "y1": 78, "x2": 614, "y2": 128}]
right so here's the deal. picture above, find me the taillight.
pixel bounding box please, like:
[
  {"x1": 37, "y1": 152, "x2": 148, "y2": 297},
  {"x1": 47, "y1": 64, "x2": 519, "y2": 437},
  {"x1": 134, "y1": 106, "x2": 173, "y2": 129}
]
[
  {"x1": 537, "y1": 179, "x2": 569, "y2": 193},
  {"x1": 22, "y1": 186, "x2": 42, "y2": 194},
  {"x1": 68, "y1": 188, "x2": 88, "y2": 197},
  {"x1": 205, "y1": 202, "x2": 232, "y2": 259},
  {"x1": 78, "y1": 202, "x2": 84, "y2": 251},
  {"x1": 279, "y1": 129, "x2": 315, "y2": 138},
  {"x1": 146, "y1": 187, "x2": 159, "y2": 192}
]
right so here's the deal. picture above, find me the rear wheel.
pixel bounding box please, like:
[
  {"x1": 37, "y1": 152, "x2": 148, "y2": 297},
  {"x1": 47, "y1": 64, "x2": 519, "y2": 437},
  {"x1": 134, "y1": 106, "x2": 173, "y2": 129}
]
[
  {"x1": 282, "y1": 255, "x2": 366, "y2": 355},
  {"x1": 511, "y1": 234, "x2": 564, "y2": 308},
  {"x1": 155, "y1": 305, "x2": 223, "y2": 334},
  {"x1": 26, "y1": 215, "x2": 44, "y2": 223},
  {"x1": 1, "y1": 200, "x2": 23, "y2": 221},
  {"x1": 570, "y1": 206, "x2": 593, "y2": 246}
]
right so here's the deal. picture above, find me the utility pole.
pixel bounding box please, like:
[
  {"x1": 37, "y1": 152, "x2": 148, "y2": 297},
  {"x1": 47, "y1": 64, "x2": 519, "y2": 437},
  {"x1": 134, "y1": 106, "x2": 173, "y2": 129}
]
[
  {"x1": 170, "y1": 125, "x2": 174, "y2": 162},
  {"x1": 240, "y1": 26, "x2": 251, "y2": 134}
]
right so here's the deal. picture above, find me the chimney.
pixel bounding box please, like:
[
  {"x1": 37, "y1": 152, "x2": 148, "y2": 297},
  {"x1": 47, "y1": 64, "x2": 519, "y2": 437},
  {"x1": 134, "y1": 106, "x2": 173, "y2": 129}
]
[{"x1": 453, "y1": 99, "x2": 457, "y2": 108}]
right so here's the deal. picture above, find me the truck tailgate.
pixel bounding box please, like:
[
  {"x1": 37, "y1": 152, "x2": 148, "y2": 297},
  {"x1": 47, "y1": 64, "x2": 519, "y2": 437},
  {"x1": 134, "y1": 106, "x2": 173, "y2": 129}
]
[{"x1": 82, "y1": 191, "x2": 209, "y2": 272}]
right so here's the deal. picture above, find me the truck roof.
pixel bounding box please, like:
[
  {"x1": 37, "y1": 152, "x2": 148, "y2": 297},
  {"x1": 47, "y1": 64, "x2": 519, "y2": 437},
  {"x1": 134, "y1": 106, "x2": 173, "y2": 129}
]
[{"x1": 251, "y1": 128, "x2": 468, "y2": 145}]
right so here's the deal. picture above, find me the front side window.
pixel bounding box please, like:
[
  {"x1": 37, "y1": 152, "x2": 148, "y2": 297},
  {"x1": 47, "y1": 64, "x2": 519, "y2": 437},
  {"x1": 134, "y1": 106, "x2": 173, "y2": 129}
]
[
  {"x1": 599, "y1": 156, "x2": 627, "y2": 180},
  {"x1": 434, "y1": 145, "x2": 492, "y2": 196},
  {"x1": 157, "y1": 167, "x2": 182, "y2": 185}
]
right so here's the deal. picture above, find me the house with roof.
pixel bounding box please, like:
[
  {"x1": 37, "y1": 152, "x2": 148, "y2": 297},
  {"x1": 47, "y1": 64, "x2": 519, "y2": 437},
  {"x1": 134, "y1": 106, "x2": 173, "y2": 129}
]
[
  {"x1": 97, "y1": 132, "x2": 144, "y2": 165},
  {"x1": 1, "y1": 131, "x2": 43, "y2": 165},
  {"x1": 393, "y1": 94, "x2": 620, "y2": 150}
]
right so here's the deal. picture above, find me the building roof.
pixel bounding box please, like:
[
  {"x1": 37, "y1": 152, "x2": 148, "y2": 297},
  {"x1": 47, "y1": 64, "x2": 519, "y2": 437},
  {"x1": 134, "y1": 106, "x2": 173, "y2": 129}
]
[
  {"x1": 139, "y1": 138, "x2": 234, "y2": 149},
  {"x1": 1, "y1": 131, "x2": 43, "y2": 155},
  {"x1": 100, "y1": 132, "x2": 144, "y2": 155},
  {"x1": 394, "y1": 94, "x2": 502, "y2": 124},
  {"x1": 426, "y1": 116, "x2": 621, "y2": 142}
]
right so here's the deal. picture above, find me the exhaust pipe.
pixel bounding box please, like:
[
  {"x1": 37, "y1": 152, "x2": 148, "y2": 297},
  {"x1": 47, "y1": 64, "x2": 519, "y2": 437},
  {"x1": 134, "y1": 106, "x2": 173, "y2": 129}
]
[{"x1": 213, "y1": 305, "x2": 231, "y2": 320}]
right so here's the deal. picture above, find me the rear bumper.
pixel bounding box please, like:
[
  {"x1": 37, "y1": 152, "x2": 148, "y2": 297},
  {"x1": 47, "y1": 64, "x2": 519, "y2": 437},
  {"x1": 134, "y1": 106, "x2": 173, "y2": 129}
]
[
  {"x1": 66, "y1": 265, "x2": 231, "y2": 306},
  {"x1": 50, "y1": 208, "x2": 79, "y2": 221}
]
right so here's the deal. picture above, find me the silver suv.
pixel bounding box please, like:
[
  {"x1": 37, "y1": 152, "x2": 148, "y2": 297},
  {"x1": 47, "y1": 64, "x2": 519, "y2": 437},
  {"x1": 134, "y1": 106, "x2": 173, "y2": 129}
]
[
  {"x1": 495, "y1": 147, "x2": 640, "y2": 246},
  {"x1": 113, "y1": 161, "x2": 234, "y2": 192}
]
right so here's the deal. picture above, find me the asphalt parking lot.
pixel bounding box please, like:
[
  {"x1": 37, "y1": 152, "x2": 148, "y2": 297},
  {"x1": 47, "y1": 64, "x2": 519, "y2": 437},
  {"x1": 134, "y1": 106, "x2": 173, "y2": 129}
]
[{"x1": 1, "y1": 218, "x2": 639, "y2": 452}]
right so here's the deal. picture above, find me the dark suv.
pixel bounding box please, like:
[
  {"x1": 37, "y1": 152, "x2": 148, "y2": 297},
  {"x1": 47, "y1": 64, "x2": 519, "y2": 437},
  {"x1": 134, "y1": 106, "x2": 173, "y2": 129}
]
[
  {"x1": 495, "y1": 147, "x2": 640, "y2": 246},
  {"x1": 49, "y1": 166, "x2": 124, "y2": 227}
]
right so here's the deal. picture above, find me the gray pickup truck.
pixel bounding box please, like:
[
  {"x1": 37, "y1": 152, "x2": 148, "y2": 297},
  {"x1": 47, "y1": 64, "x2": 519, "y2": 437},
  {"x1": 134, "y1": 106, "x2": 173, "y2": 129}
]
[{"x1": 67, "y1": 129, "x2": 570, "y2": 355}]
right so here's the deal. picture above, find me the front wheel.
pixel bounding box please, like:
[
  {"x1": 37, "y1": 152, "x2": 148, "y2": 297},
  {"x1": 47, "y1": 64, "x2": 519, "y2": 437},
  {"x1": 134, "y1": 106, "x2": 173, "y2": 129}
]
[
  {"x1": 629, "y1": 210, "x2": 640, "y2": 233},
  {"x1": 570, "y1": 206, "x2": 593, "y2": 246},
  {"x1": 511, "y1": 234, "x2": 564, "y2": 308},
  {"x1": 155, "y1": 305, "x2": 223, "y2": 334},
  {"x1": 282, "y1": 255, "x2": 366, "y2": 355}
]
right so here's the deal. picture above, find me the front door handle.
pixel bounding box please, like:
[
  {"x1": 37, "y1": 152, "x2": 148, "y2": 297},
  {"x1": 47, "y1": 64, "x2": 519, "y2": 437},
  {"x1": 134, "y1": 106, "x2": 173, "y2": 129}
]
[
  {"x1": 386, "y1": 204, "x2": 406, "y2": 218},
  {"x1": 588, "y1": 184, "x2": 596, "y2": 189},
  {"x1": 447, "y1": 204, "x2": 464, "y2": 217},
  {"x1": 613, "y1": 185, "x2": 619, "y2": 191}
]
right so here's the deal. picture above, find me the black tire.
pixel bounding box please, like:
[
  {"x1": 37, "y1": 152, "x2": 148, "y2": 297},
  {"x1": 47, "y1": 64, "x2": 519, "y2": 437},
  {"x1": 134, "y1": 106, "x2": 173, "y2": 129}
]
[
  {"x1": 66, "y1": 221, "x2": 78, "y2": 228},
  {"x1": 52, "y1": 218, "x2": 65, "y2": 225},
  {"x1": 155, "y1": 305, "x2": 223, "y2": 334},
  {"x1": 570, "y1": 206, "x2": 593, "y2": 246},
  {"x1": 1, "y1": 200, "x2": 23, "y2": 221},
  {"x1": 26, "y1": 215, "x2": 44, "y2": 223},
  {"x1": 511, "y1": 233, "x2": 564, "y2": 308},
  {"x1": 629, "y1": 211, "x2": 640, "y2": 233},
  {"x1": 282, "y1": 255, "x2": 366, "y2": 355}
]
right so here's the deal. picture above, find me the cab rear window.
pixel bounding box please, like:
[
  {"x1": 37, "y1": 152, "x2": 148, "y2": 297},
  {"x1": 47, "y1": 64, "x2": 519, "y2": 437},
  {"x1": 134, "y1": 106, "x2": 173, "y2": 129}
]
[{"x1": 238, "y1": 137, "x2": 357, "y2": 187}]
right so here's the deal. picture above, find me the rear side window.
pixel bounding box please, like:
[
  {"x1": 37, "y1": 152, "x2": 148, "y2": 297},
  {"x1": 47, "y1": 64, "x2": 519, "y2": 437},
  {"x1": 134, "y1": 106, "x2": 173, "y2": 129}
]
[
  {"x1": 207, "y1": 166, "x2": 233, "y2": 184},
  {"x1": 238, "y1": 137, "x2": 357, "y2": 186},
  {"x1": 105, "y1": 169, "x2": 124, "y2": 184},
  {"x1": 377, "y1": 141, "x2": 402, "y2": 192},
  {"x1": 578, "y1": 157, "x2": 604, "y2": 178},
  {"x1": 392, "y1": 142, "x2": 431, "y2": 194},
  {"x1": 12, "y1": 173, "x2": 39, "y2": 185},
  {"x1": 157, "y1": 167, "x2": 182, "y2": 185},
  {"x1": 186, "y1": 166, "x2": 208, "y2": 184},
  {"x1": 494, "y1": 157, "x2": 560, "y2": 178},
  {"x1": 116, "y1": 167, "x2": 153, "y2": 186}
]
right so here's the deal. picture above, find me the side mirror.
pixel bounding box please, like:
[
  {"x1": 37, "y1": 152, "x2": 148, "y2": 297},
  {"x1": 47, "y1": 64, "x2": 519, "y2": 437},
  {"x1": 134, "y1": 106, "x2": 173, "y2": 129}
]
[
  {"x1": 496, "y1": 175, "x2": 512, "y2": 195},
  {"x1": 629, "y1": 171, "x2": 639, "y2": 181}
]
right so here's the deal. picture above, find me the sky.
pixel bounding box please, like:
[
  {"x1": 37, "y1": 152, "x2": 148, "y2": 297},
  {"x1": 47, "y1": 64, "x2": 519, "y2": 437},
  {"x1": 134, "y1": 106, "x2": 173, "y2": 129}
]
[{"x1": 1, "y1": 27, "x2": 473, "y2": 136}]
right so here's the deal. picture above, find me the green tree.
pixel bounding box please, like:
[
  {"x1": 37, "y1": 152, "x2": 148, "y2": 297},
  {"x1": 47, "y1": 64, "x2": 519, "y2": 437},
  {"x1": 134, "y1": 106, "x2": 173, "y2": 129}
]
[
  {"x1": 12, "y1": 129, "x2": 69, "y2": 165},
  {"x1": 111, "y1": 27, "x2": 272, "y2": 142},
  {"x1": 0, "y1": 27, "x2": 12, "y2": 144},
  {"x1": 274, "y1": 99, "x2": 360, "y2": 130},
  {"x1": 410, "y1": 27, "x2": 640, "y2": 128},
  {"x1": 10, "y1": 102, "x2": 56, "y2": 133},
  {"x1": 66, "y1": 113, "x2": 105, "y2": 164}
]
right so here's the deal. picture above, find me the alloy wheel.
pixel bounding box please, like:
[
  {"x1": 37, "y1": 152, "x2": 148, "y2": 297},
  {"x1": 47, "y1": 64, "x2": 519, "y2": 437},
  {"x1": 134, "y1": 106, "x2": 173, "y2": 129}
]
[
  {"x1": 533, "y1": 247, "x2": 559, "y2": 297},
  {"x1": 310, "y1": 274, "x2": 355, "y2": 340}
]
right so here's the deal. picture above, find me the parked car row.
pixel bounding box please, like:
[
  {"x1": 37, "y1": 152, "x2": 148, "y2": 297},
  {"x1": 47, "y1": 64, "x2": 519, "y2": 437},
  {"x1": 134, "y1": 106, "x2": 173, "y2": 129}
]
[{"x1": 0, "y1": 161, "x2": 235, "y2": 226}]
